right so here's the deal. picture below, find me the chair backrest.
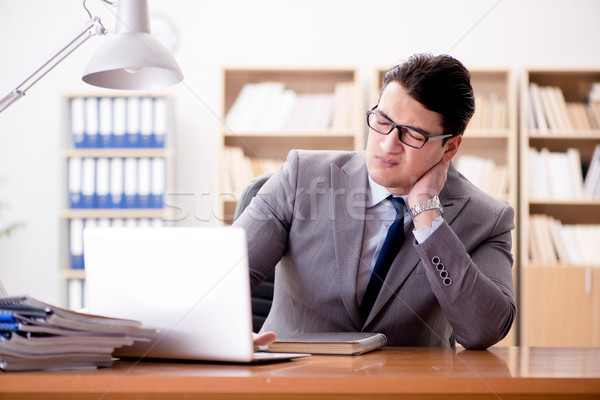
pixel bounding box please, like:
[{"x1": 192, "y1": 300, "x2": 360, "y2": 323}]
[
  {"x1": 233, "y1": 173, "x2": 273, "y2": 221},
  {"x1": 233, "y1": 173, "x2": 274, "y2": 333}
]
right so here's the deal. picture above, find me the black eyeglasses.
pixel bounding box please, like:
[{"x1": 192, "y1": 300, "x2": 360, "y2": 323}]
[{"x1": 366, "y1": 106, "x2": 454, "y2": 149}]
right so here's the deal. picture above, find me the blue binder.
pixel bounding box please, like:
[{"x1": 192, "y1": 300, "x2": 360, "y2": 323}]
[
  {"x1": 109, "y1": 158, "x2": 125, "y2": 208},
  {"x1": 123, "y1": 158, "x2": 139, "y2": 208},
  {"x1": 98, "y1": 97, "x2": 113, "y2": 148},
  {"x1": 68, "y1": 157, "x2": 83, "y2": 208},
  {"x1": 113, "y1": 97, "x2": 127, "y2": 148},
  {"x1": 126, "y1": 97, "x2": 141, "y2": 148},
  {"x1": 69, "y1": 218, "x2": 84, "y2": 270},
  {"x1": 140, "y1": 97, "x2": 155, "y2": 148},
  {"x1": 84, "y1": 97, "x2": 99, "y2": 148},
  {"x1": 71, "y1": 97, "x2": 85, "y2": 149},
  {"x1": 80, "y1": 158, "x2": 96, "y2": 209},
  {"x1": 95, "y1": 158, "x2": 110, "y2": 209}
]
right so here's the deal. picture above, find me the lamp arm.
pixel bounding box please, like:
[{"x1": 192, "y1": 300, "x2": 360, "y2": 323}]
[{"x1": 0, "y1": 17, "x2": 107, "y2": 114}]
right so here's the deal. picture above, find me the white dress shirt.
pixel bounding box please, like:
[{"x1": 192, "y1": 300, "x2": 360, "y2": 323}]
[{"x1": 356, "y1": 176, "x2": 443, "y2": 303}]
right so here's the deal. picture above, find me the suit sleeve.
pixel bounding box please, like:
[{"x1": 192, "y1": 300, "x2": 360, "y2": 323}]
[
  {"x1": 232, "y1": 150, "x2": 300, "y2": 290},
  {"x1": 413, "y1": 204, "x2": 516, "y2": 350}
]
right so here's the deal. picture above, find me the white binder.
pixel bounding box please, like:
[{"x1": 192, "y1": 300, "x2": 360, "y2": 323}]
[
  {"x1": 70, "y1": 97, "x2": 85, "y2": 148},
  {"x1": 68, "y1": 157, "x2": 83, "y2": 208},
  {"x1": 109, "y1": 157, "x2": 124, "y2": 208},
  {"x1": 98, "y1": 97, "x2": 113, "y2": 148},
  {"x1": 85, "y1": 97, "x2": 99, "y2": 147},
  {"x1": 113, "y1": 97, "x2": 127, "y2": 148}
]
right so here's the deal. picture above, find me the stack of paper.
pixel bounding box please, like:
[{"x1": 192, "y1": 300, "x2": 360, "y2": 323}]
[{"x1": 0, "y1": 296, "x2": 156, "y2": 371}]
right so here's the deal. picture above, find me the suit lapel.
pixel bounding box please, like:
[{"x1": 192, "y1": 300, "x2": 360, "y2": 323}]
[
  {"x1": 330, "y1": 153, "x2": 368, "y2": 330},
  {"x1": 364, "y1": 164, "x2": 470, "y2": 326}
]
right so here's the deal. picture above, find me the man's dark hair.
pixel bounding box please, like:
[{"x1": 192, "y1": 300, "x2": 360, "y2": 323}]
[{"x1": 381, "y1": 53, "x2": 475, "y2": 136}]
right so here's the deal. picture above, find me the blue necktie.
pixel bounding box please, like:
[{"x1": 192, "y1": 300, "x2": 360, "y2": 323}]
[{"x1": 360, "y1": 196, "x2": 405, "y2": 322}]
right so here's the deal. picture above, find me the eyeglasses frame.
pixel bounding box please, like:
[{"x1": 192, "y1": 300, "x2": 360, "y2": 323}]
[{"x1": 366, "y1": 105, "x2": 455, "y2": 149}]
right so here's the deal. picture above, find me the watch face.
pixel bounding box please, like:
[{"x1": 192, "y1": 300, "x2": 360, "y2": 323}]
[{"x1": 150, "y1": 15, "x2": 179, "y2": 52}]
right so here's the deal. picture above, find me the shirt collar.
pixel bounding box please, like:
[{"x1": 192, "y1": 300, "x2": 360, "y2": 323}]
[
  {"x1": 367, "y1": 175, "x2": 410, "y2": 212},
  {"x1": 367, "y1": 175, "x2": 394, "y2": 208}
]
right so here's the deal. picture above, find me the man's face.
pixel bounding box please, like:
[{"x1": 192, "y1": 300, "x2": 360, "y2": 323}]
[{"x1": 365, "y1": 81, "x2": 456, "y2": 196}]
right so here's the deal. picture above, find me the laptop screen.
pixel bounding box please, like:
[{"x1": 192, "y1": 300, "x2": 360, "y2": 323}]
[{"x1": 83, "y1": 227, "x2": 256, "y2": 362}]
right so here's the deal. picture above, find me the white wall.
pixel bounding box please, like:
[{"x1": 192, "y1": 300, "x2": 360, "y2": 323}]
[{"x1": 1, "y1": 0, "x2": 599, "y2": 306}]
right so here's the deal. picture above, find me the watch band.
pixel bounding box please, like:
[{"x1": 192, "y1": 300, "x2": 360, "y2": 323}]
[{"x1": 410, "y1": 195, "x2": 443, "y2": 218}]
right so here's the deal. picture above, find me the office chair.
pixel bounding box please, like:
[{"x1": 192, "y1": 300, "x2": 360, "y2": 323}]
[{"x1": 233, "y1": 173, "x2": 274, "y2": 333}]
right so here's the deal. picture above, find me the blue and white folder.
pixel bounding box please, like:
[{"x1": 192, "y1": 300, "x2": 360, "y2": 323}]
[
  {"x1": 70, "y1": 98, "x2": 85, "y2": 148},
  {"x1": 95, "y1": 158, "x2": 110, "y2": 209},
  {"x1": 98, "y1": 97, "x2": 113, "y2": 148},
  {"x1": 154, "y1": 97, "x2": 168, "y2": 148},
  {"x1": 69, "y1": 218, "x2": 84, "y2": 270},
  {"x1": 109, "y1": 158, "x2": 124, "y2": 208},
  {"x1": 113, "y1": 97, "x2": 127, "y2": 148},
  {"x1": 140, "y1": 97, "x2": 155, "y2": 148},
  {"x1": 124, "y1": 158, "x2": 139, "y2": 208},
  {"x1": 84, "y1": 97, "x2": 99, "y2": 148},
  {"x1": 150, "y1": 158, "x2": 166, "y2": 208},
  {"x1": 126, "y1": 97, "x2": 141, "y2": 148},
  {"x1": 81, "y1": 158, "x2": 96, "y2": 209},
  {"x1": 68, "y1": 157, "x2": 83, "y2": 208},
  {"x1": 137, "y1": 158, "x2": 151, "y2": 208}
]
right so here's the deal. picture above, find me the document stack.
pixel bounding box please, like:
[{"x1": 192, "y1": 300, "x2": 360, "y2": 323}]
[{"x1": 0, "y1": 296, "x2": 156, "y2": 371}]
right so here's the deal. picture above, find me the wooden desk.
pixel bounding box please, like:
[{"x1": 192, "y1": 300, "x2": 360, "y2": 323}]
[{"x1": 1, "y1": 347, "x2": 599, "y2": 399}]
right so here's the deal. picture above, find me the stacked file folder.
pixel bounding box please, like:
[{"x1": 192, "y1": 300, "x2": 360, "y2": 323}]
[{"x1": 0, "y1": 296, "x2": 156, "y2": 371}]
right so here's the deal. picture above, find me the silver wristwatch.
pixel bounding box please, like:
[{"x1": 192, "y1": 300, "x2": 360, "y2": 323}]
[{"x1": 409, "y1": 195, "x2": 443, "y2": 218}]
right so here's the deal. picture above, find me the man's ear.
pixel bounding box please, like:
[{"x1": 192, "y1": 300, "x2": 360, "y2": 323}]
[{"x1": 441, "y1": 135, "x2": 462, "y2": 162}]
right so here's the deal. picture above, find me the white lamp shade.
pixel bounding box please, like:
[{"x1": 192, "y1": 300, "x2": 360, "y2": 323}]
[
  {"x1": 82, "y1": 32, "x2": 183, "y2": 90},
  {"x1": 82, "y1": 0, "x2": 183, "y2": 90}
]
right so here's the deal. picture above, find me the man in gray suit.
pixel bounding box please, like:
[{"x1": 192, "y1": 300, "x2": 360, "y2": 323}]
[{"x1": 236, "y1": 54, "x2": 516, "y2": 350}]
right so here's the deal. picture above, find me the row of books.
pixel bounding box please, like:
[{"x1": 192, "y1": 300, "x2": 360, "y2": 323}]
[
  {"x1": 70, "y1": 96, "x2": 169, "y2": 148},
  {"x1": 455, "y1": 155, "x2": 509, "y2": 199},
  {"x1": 223, "y1": 147, "x2": 282, "y2": 198},
  {"x1": 224, "y1": 81, "x2": 357, "y2": 134},
  {"x1": 528, "y1": 83, "x2": 600, "y2": 133},
  {"x1": 529, "y1": 214, "x2": 600, "y2": 267},
  {"x1": 69, "y1": 157, "x2": 166, "y2": 209},
  {"x1": 467, "y1": 92, "x2": 508, "y2": 130},
  {"x1": 527, "y1": 145, "x2": 600, "y2": 200},
  {"x1": 69, "y1": 218, "x2": 166, "y2": 270},
  {"x1": 0, "y1": 296, "x2": 155, "y2": 371}
]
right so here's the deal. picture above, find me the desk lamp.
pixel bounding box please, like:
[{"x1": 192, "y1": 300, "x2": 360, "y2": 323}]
[{"x1": 0, "y1": 0, "x2": 183, "y2": 114}]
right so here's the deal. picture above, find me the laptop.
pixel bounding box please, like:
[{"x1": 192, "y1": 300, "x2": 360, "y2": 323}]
[{"x1": 83, "y1": 226, "x2": 308, "y2": 363}]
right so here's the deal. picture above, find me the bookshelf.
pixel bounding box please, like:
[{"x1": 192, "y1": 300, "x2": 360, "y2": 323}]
[
  {"x1": 218, "y1": 67, "x2": 363, "y2": 224},
  {"x1": 460, "y1": 68, "x2": 519, "y2": 346},
  {"x1": 520, "y1": 68, "x2": 600, "y2": 346},
  {"x1": 60, "y1": 94, "x2": 174, "y2": 310}
]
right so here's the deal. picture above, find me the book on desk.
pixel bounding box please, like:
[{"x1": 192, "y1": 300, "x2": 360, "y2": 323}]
[{"x1": 266, "y1": 332, "x2": 387, "y2": 355}]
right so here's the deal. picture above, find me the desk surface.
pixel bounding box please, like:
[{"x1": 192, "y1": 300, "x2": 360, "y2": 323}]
[{"x1": 1, "y1": 346, "x2": 599, "y2": 399}]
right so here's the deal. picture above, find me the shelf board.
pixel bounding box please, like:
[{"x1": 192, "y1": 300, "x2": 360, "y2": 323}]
[
  {"x1": 525, "y1": 263, "x2": 598, "y2": 269},
  {"x1": 61, "y1": 209, "x2": 170, "y2": 219},
  {"x1": 528, "y1": 198, "x2": 600, "y2": 206},
  {"x1": 222, "y1": 131, "x2": 359, "y2": 138},
  {"x1": 61, "y1": 148, "x2": 174, "y2": 158},
  {"x1": 528, "y1": 130, "x2": 600, "y2": 139},
  {"x1": 463, "y1": 128, "x2": 511, "y2": 138},
  {"x1": 60, "y1": 269, "x2": 85, "y2": 280}
]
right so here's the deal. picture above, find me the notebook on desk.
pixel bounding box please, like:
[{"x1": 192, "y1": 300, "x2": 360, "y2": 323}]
[{"x1": 83, "y1": 226, "x2": 308, "y2": 363}]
